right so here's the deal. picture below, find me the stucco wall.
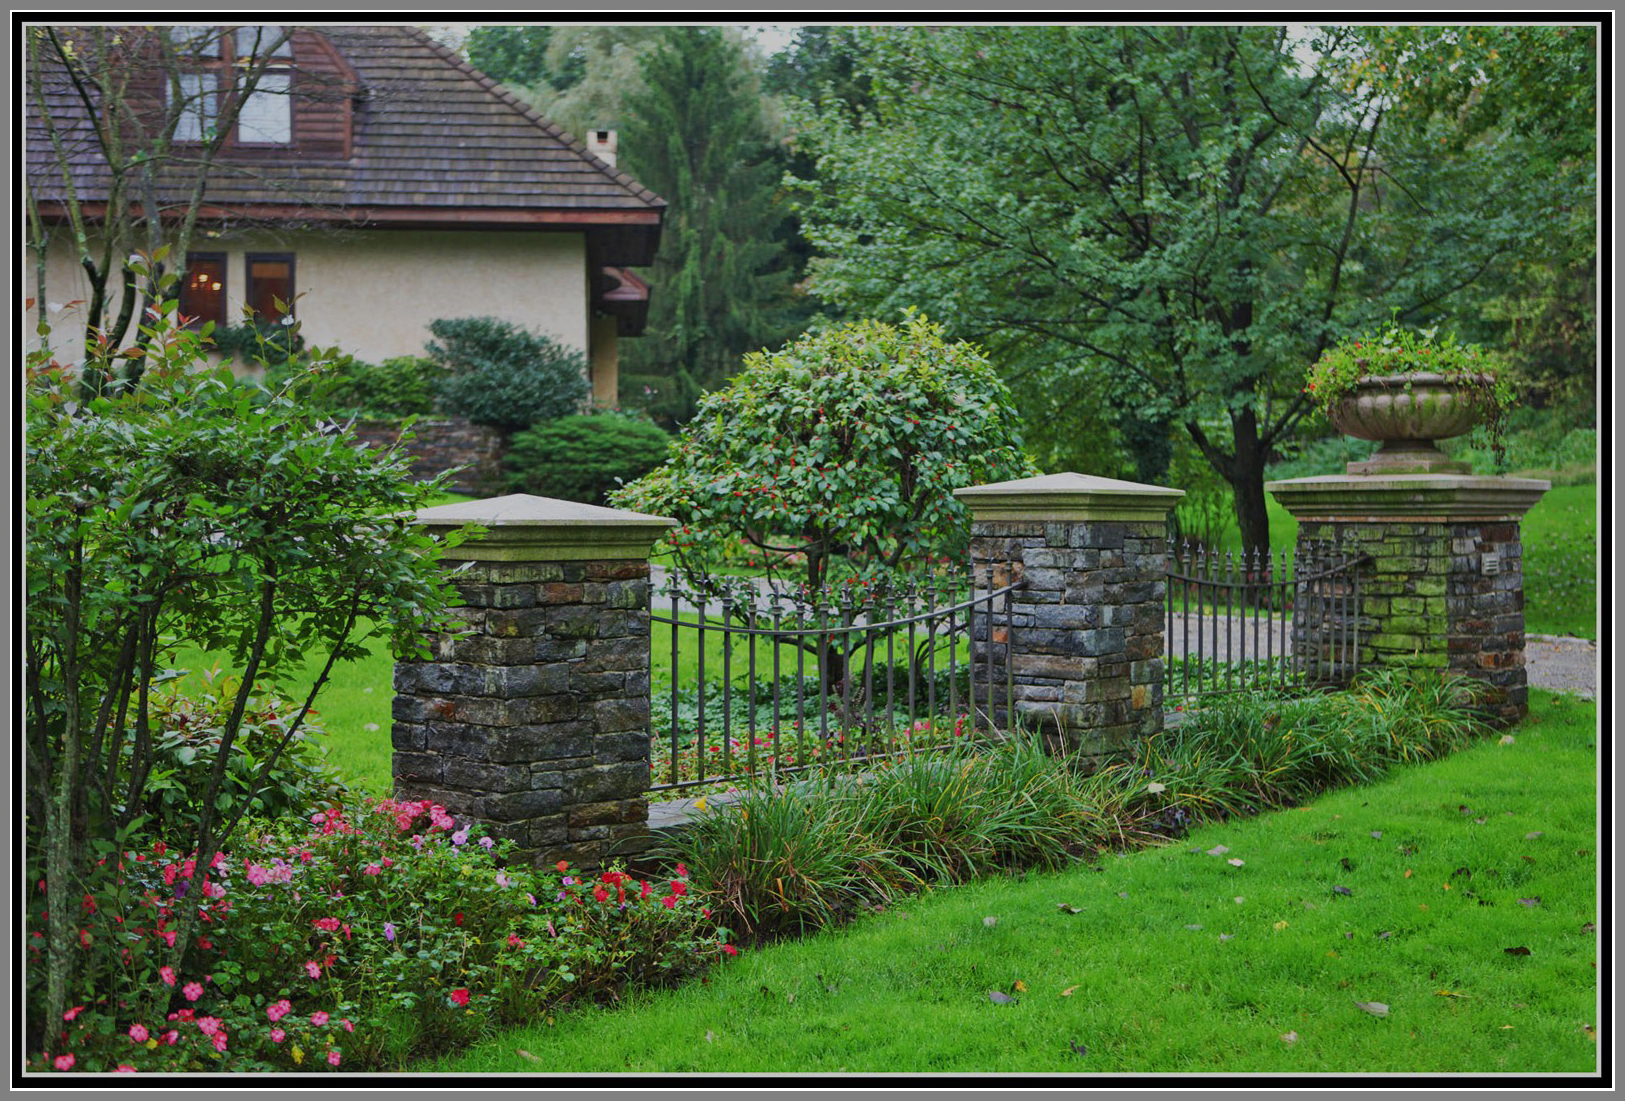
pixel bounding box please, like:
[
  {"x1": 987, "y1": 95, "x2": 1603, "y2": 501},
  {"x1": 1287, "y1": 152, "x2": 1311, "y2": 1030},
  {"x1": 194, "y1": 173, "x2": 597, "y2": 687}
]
[{"x1": 26, "y1": 228, "x2": 590, "y2": 367}]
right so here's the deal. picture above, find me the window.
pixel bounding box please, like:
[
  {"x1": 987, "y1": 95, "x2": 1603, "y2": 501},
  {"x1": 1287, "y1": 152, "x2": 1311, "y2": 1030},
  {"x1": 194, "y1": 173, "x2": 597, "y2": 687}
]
[
  {"x1": 171, "y1": 72, "x2": 219, "y2": 143},
  {"x1": 245, "y1": 254, "x2": 295, "y2": 323},
  {"x1": 178, "y1": 253, "x2": 227, "y2": 328},
  {"x1": 237, "y1": 72, "x2": 291, "y2": 144},
  {"x1": 165, "y1": 26, "x2": 295, "y2": 147}
]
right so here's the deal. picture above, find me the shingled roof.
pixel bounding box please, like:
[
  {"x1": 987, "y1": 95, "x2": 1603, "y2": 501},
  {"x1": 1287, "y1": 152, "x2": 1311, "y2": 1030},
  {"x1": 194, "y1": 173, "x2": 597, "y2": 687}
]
[{"x1": 27, "y1": 25, "x2": 665, "y2": 263}]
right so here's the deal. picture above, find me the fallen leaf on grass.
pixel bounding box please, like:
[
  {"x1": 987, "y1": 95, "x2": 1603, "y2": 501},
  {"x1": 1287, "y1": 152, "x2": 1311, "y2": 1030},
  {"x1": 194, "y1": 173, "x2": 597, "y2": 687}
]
[
  {"x1": 1458, "y1": 805, "x2": 1471, "y2": 814},
  {"x1": 1376, "y1": 931, "x2": 1393, "y2": 940},
  {"x1": 1069, "y1": 1041, "x2": 1088, "y2": 1056},
  {"x1": 1452, "y1": 866, "x2": 1471, "y2": 879},
  {"x1": 1518, "y1": 898, "x2": 1541, "y2": 908},
  {"x1": 516, "y1": 1050, "x2": 542, "y2": 1063},
  {"x1": 1500, "y1": 1024, "x2": 1514, "y2": 1030},
  {"x1": 1370, "y1": 830, "x2": 1383, "y2": 839},
  {"x1": 1274, "y1": 920, "x2": 1289, "y2": 931},
  {"x1": 1234, "y1": 896, "x2": 1245, "y2": 905},
  {"x1": 1014, "y1": 979, "x2": 1028, "y2": 993},
  {"x1": 1117, "y1": 891, "x2": 1129, "y2": 899},
  {"x1": 1057, "y1": 903, "x2": 1082, "y2": 914},
  {"x1": 1185, "y1": 924, "x2": 1203, "y2": 931},
  {"x1": 1525, "y1": 831, "x2": 1543, "y2": 840},
  {"x1": 1339, "y1": 857, "x2": 1355, "y2": 872},
  {"x1": 987, "y1": 990, "x2": 1016, "y2": 1005},
  {"x1": 705, "y1": 1030, "x2": 715, "y2": 1043},
  {"x1": 1355, "y1": 1001, "x2": 1390, "y2": 1018},
  {"x1": 1498, "y1": 734, "x2": 1515, "y2": 746},
  {"x1": 1206, "y1": 845, "x2": 1230, "y2": 856},
  {"x1": 1474, "y1": 817, "x2": 1486, "y2": 825},
  {"x1": 1581, "y1": 922, "x2": 1595, "y2": 935},
  {"x1": 1521, "y1": 855, "x2": 1535, "y2": 863},
  {"x1": 1434, "y1": 989, "x2": 1471, "y2": 999},
  {"x1": 1582, "y1": 1025, "x2": 1596, "y2": 1041},
  {"x1": 1419, "y1": 903, "x2": 1429, "y2": 911},
  {"x1": 1060, "y1": 985, "x2": 1078, "y2": 997},
  {"x1": 1504, "y1": 946, "x2": 1531, "y2": 956},
  {"x1": 1333, "y1": 886, "x2": 1353, "y2": 896},
  {"x1": 1404, "y1": 869, "x2": 1413, "y2": 878},
  {"x1": 983, "y1": 916, "x2": 998, "y2": 927},
  {"x1": 1218, "y1": 933, "x2": 1234, "y2": 942},
  {"x1": 1228, "y1": 858, "x2": 1245, "y2": 867},
  {"x1": 1326, "y1": 950, "x2": 1339, "y2": 958},
  {"x1": 1281, "y1": 1031, "x2": 1298, "y2": 1045},
  {"x1": 1344, "y1": 932, "x2": 1355, "y2": 940},
  {"x1": 1146, "y1": 782, "x2": 1166, "y2": 794}
]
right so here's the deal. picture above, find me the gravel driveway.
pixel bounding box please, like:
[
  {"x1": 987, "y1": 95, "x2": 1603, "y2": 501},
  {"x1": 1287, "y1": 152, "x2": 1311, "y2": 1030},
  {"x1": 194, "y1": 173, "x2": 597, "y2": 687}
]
[{"x1": 1525, "y1": 634, "x2": 1600, "y2": 699}]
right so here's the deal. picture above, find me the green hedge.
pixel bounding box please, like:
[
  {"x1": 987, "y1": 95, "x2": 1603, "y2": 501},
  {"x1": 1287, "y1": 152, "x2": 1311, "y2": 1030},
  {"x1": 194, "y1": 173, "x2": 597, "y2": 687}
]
[{"x1": 505, "y1": 414, "x2": 672, "y2": 504}]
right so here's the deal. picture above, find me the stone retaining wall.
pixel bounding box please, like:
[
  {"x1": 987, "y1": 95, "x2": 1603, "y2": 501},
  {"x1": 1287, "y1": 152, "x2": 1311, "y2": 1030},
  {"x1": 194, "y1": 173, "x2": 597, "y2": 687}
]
[{"x1": 351, "y1": 417, "x2": 505, "y2": 496}]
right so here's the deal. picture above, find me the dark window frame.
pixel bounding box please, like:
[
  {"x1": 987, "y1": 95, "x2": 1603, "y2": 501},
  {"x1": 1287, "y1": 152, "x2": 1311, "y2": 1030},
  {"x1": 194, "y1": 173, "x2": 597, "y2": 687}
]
[
  {"x1": 166, "y1": 26, "x2": 297, "y2": 150},
  {"x1": 178, "y1": 251, "x2": 228, "y2": 329},
  {"x1": 244, "y1": 252, "x2": 296, "y2": 323}
]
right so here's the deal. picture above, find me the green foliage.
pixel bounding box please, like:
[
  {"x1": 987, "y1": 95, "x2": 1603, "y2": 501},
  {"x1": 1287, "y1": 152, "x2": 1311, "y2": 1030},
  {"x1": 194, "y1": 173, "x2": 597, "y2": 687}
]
[
  {"x1": 504, "y1": 413, "x2": 672, "y2": 505},
  {"x1": 134, "y1": 679, "x2": 348, "y2": 840},
  {"x1": 210, "y1": 319, "x2": 306, "y2": 366},
  {"x1": 25, "y1": 308, "x2": 462, "y2": 1053},
  {"x1": 618, "y1": 26, "x2": 797, "y2": 422},
  {"x1": 611, "y1": 316, "x2": 1036, "y2": 591},
  {"x1": 465, "y1": 25, "x2": 581, "y2": 93},
  {"x1": 264, "y1": 354, "x2": 442, "y2": 420},
  {"x1": 426, "y1": 316, "x2": 588, "y2": 432},
  {"x1": 788, "y1": 26, "x2": 1590, "y2": 552}
]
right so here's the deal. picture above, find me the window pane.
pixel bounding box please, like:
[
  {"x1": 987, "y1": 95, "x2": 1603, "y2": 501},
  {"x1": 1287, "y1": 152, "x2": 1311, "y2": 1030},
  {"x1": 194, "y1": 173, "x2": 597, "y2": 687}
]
[
  {"x1": 172, "y1": 73, "x2": 218, "y2": 143},
  {"x1": 247, "y1": 256, "x2": 294, "y2": 323},
  {"x1": 178, "y1": 254, "x2": 227, "y2": 328},
  {"x1": 237, "y1": 72, "x2": 290, "y2": 144},
  {"x1": 235, "y1": 26, "x2": 292, "y2": 59},
  {"x1": 169, "y1": 26, "x2": 220, "y2": 56}
]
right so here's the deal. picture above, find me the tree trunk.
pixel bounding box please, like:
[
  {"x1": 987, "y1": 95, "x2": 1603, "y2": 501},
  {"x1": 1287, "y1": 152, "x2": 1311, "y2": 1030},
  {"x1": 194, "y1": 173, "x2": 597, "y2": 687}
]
[{"x1": 1228, "y1": 406, "x2": 1272, "y2": 556}]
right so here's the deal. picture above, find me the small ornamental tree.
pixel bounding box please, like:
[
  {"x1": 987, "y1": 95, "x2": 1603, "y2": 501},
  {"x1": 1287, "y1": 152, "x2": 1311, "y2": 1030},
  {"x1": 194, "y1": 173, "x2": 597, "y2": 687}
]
[
  {"x1": 611, "y1": 316, "x2": 1036, "y2": 592},
  {"x1": 25, "y1": 304, "x2": 466, "y2": 1054},
  {"x1": 427, "y1": 316, "x2": 589, "y2": 432}
]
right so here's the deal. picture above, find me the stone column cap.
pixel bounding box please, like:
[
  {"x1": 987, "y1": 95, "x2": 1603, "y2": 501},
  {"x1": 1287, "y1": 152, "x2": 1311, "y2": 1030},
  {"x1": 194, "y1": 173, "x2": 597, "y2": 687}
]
[
  {"x1": 1265, "y1": 473, "x2": 1550, "y2": 521},
  {"x1": 414, "y1": 493, "x2": 677, "y2": 562},
  {"x1": 956, "y1": 471, "x2": 1184, "y2": 522}
]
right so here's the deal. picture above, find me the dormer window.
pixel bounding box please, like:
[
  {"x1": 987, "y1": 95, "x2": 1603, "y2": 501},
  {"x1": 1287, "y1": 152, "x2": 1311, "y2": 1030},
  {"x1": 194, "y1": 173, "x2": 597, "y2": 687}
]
[{"x1": 164, "y1": 25, "x2": 295, "y2": 147}]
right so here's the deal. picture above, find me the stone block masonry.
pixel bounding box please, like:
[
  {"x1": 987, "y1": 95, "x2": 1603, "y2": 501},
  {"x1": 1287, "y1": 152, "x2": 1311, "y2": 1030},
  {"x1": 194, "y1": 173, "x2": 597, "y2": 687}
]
[
  {"x1": 392, "y1": 493, "x2": 674, "y2": 870},
  {"x1": 351, "y1": 417, "x2": 505, "y2": 496},
  {"x1": 1266, "y1": 474, "x2": 1548, "y2": 724},
  {"x1": 956, "y1": 472, "x2": 1183, "y2": 762}
]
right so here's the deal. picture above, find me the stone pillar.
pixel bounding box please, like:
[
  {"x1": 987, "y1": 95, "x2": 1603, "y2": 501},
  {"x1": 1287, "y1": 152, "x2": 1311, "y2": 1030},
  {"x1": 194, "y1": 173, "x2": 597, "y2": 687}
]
[
  {"x1": 392, "y1": 493, "x2": 674, "y2": 869},
  {"x1": 955, "y1": 472, "x2": 1184, "y2": 761},
  {"x1": 1265, "y1": 474, "x2": 1548, "y2": 723}
]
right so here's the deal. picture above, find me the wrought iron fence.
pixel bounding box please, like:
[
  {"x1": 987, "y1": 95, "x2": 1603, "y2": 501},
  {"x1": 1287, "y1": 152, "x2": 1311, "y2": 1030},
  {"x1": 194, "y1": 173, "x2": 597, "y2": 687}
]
[
  {"x1": 649, "y1": 563, "x2": 1022, "y2": 793},
  {"x1": 1164, "y1": 539, "x2": 1368, "y2": 704}
]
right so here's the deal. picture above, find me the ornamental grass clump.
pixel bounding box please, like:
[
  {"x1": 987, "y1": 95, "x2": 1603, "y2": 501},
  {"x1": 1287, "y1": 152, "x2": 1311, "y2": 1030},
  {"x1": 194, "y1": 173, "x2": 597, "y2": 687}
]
[{"x1": 31, "y1": 798, "x2": 736, "y2": 1073}]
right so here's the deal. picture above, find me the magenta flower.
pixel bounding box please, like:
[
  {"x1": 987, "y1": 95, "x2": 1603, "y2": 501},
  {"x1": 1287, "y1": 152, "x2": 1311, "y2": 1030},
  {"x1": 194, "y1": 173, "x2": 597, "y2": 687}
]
[
  {"x1": 196, "y1": 1017, "x2": 221, "y2": 1037},
  {"x1": 451, "y1": 828, "x2": 469, "y2": 847},
  {"x1": 383, "y1": 922, "x2": 396, "y2": 942},
  {"x1": 182, "y1": 982, "x2": 204, "y2": 1002},
  {"x1": 327, "y1": 1051, "x2": 342, "y2": 1067},
  {"x1": 53, "y1": 1054, "x2": 74, "y2": 1071},
  {"x1": 159, "y1": 966, "x2": 177, "y2": 986},
  {"x1": 270, "y1": 1028, "x2": 286, "y2": 1044},
  {"x1": 310, "y1": 1011, "x2": 329, "y2": 1026},
  {"x1": 266, "y1": 1000, "x2": 291, "y2": 1023},
  {"x1": 128, "y1": 1024, "x2": 149, "y2": 1044},
  {"x1": 304, "y1": 960, "x2": 322, "y2": 979},
  {"x1": 479, "y1": 836, "x2": 495, "y2": 849}
]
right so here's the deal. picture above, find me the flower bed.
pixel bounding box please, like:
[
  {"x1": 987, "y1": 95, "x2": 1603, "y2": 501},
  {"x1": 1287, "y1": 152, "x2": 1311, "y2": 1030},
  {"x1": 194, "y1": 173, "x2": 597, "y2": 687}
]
[{"x1": 28, "y1": 799, "x2": 735, "y2": 1073}]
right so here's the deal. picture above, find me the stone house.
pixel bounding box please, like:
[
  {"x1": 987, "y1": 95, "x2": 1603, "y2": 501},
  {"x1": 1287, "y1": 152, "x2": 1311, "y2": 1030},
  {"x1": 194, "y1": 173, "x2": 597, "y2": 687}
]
[{"x1": 25, "y1": 24, "x2": 664, "y2": 407}]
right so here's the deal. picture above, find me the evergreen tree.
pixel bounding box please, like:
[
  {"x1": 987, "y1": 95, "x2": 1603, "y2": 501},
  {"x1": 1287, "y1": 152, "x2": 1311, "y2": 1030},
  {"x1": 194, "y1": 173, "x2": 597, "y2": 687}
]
[{"x1": 620, "y1": 27, "x2": 794, "y2": 422}]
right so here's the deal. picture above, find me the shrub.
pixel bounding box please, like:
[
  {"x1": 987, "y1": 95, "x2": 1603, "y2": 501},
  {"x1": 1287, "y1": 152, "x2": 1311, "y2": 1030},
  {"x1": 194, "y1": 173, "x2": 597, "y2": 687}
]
[
  {"x1": 611, "y1": 315, "x2": 1037, "y2": 592},
  {"x1": 427, "y1": 316, "x2": 589, "y2": 431},
  {"x1": 33, "y1": 798, "x2": 735, "y2": 1072},
  {"x1": 25, "y1": 308, "x2": 461, "y2": 1058},
  {"x1": 505, "y1": 413, "x2": 672, "y2": 505},
  {"x1": 210, "y1": 319, "x2": 306, "y2": 366},
  {"x1": 266, "y1": 354, "x2": 443, "y2": 420}
]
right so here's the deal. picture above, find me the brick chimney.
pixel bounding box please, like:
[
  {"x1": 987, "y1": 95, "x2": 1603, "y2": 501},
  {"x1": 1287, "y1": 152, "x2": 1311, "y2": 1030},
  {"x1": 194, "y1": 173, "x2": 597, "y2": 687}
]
[{"x1": 586, "y1": 129, "x2": 617, "y2": 168}]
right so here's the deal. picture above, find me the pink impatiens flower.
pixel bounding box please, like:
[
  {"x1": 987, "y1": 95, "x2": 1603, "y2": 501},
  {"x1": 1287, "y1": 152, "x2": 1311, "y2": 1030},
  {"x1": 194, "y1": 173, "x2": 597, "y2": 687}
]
[
  {"x1": 182, "y1": 982, "x2": 204, "y2": 1002},
  {"x1": 53, "y1": 1054, "x2": 74, "y2": 1071},
  {"x1": 449, "y1": 988, "x2": 470, "y2": 1007},
  {"x1": 327, "y1": 1051, "x2": 342, "y2": 1067},
  {"x1": 304, "y1": 960, "x2": 322, "y2": 979},
  {"x1": 310, "y1": 1011, "x2": 329, "y2": 1026},
  {"x1": 128, "y1": 1024, "x2": 149, "y2": 1044},
  {"x1": 270, "y1": 1028, "x2": 286, "y2": 1044},
  {"x1": 159, "y1": 966, "x2": 177, "y2": 986},
  {"x1": 267, "y1": 999, "x2": 291, "y2": 1023},
  {"x1": 196, "y1": 1017, "x2": 222, "y2": 1037}
]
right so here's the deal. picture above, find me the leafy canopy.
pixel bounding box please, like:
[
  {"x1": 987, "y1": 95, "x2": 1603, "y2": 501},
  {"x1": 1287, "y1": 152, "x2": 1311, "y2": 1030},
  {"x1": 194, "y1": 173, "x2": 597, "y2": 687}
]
[{"x1": 611, "y1": 316, "x2": 1036, "y2": 591}]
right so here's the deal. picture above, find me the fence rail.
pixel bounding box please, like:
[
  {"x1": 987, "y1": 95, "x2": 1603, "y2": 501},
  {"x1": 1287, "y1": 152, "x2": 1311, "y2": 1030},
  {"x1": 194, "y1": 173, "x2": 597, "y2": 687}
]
[
  {"x1": 1164, "y1": 539, "x2": 1368, "y2": 704},
  {"x1": 649, "y1": 564, "x2": 1021, "y2": 792}
]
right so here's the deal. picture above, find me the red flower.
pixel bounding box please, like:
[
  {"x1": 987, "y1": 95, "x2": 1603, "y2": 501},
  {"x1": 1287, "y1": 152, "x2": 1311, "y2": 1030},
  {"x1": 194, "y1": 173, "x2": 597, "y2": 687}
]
[
  {"x1": 555, "y1": 860, "x2": 570, "y2": 873},
  {"x1": 593, "y1": 886, "x2": 609, "y2": 903},
  {"x1": 722, "y1": 944, "x2": 739, "y2": 956},
  {"x1": 453, "y1": 912, "x2": 463, "y2": 927},
  {"x1": 449, "y1": 988, "x2": 471, "y2": 1007},
  {"x1": 670, "y1": 881, "x2": 688, "y2": 897},
  {"x1": 662, "y1": 895, "x2": 677, "y2": 910}
]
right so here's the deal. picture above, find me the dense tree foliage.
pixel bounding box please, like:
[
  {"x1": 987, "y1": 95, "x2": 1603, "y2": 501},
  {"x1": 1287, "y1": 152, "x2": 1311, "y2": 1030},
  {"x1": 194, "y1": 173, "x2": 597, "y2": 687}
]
[
  {"x1": 788, "y1": 25, "x2": 1593, "y2": 549},
  {"x1": 465, "y1": 25, "x2": 582, "y2": 94},
  {"x1": 618, "y1": 27, "x2": 797, "y2": 422}
]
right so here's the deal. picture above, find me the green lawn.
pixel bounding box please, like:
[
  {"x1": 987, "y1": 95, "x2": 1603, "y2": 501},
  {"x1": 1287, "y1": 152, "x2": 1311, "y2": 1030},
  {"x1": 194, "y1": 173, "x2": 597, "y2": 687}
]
[{"x1": 431, "y1": 689, "x2": 1599, "y2": 1075}]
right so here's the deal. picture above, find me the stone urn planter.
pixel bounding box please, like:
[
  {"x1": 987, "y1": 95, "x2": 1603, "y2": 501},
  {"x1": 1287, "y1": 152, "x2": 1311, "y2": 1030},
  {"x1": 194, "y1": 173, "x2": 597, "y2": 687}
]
[{"x1": 1327, "y1": 372, "x2": 1490, "y2": 475}]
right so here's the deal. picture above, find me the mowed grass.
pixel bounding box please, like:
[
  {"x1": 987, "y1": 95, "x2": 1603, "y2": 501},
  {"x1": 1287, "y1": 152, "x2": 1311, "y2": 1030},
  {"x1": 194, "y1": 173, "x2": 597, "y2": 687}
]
[{"x1": 432, "y1": 689, "x2": 1598, "y2": 1075}]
